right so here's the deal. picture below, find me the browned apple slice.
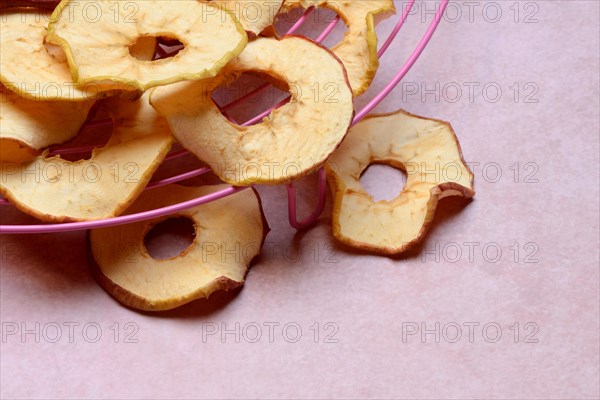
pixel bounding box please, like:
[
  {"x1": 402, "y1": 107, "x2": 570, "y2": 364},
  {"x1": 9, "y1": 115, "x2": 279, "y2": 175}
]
[
  {"x1": 326, "y1": 110, "x2": 475, "y2": 255},
  {"x1": 0, "y1": 93, "x2": 172, "y2": 222},
  {"x1": 278, "y1": 0, "x2": 395, "y2": 96},
  {"x1": 46, "y1": 0, "x2": 247, "y2": 91},
  {"x1": 88, "y1": 184, "x2": 269, "y2": 311},
  {"x1": 150, "y1": 36, "x2": 354, "y2": 186}
]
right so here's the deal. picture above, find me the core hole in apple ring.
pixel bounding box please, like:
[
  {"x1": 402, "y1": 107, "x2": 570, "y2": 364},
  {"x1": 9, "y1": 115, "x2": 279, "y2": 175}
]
[
  {"x1": 144, "y1": 216, "x2": 196, "y2": 260},
  {"x1": 210, "y1": 71, "x2": 291, "y2": 126},
  {"x1": 360, "y1": 163, "x2": 407, "y2": 202},
  {"x1": 128, "y1": 35, "x2": 183, "y2": 61}
]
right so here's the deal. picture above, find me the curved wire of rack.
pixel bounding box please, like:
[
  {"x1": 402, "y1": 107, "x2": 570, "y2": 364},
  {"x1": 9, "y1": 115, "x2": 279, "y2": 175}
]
[{"x1": 0, "y1": 0, "x2": 449, "y2": 234}]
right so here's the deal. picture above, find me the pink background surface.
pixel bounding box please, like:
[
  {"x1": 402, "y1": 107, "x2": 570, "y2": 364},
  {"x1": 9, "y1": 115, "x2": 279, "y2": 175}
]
[{"x1": 1, "y1": 1, "x2": 599, "y2": 399}]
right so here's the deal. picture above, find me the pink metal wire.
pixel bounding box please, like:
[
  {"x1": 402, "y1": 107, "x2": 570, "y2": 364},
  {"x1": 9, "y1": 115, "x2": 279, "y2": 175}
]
[
  {"x1": 0, "y1": 0, "x2": 449, "y2": 234},
  {"x1": 2, "y1": 186, "x2": 247, "y2": 234}
]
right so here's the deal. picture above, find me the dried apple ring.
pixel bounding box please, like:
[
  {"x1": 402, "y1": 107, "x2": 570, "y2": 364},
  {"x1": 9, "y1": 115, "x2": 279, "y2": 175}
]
[
  {"x1": 0, "y1": 10, "x2": 147, "y2": 101},
  {"x1": 326, "y1": 110, "x2": 475, "y2": 255},
  {"x1": 211, "y1": 0, "x2": 284, "y2": 35},
  {"x1": 88, "y1": 184, "x2": 269, "y2": 311},
  {"x1": 279, "y1": 0, "x2": 395, "y2": 96},
  {"x1": 0, "y1": 93, "x2": 172, "y2": 222},
  {"x1": 150, "y1": 36, "x2": 354, "y2": 186},
  {"x1": 46, "y1": 0, "x2": 248, "y2": 91},
  {"x1": 0, "y1": 84, "x2": 94, "y2": 163}
]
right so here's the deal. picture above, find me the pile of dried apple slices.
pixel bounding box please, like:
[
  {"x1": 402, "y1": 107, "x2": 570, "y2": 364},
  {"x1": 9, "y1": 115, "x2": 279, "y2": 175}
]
[{"x1": 0, "y1": 0, "x2": 474, "y2": 311}]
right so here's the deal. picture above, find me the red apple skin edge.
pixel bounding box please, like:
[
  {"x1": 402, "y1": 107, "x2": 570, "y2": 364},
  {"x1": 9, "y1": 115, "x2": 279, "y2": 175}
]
[{"x1": 1, "y1": 0, "x2": 60, "y2": 11}]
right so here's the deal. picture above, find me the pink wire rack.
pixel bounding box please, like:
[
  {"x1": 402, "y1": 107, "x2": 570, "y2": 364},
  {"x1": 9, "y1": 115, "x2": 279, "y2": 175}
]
[{"x1": 0, "y1": 0, "x2": 449, "y2": 234}]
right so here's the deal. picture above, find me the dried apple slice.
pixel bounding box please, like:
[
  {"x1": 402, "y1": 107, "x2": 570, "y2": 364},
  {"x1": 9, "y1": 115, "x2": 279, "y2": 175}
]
[
  {"x1": 0, "y1": 10, "x2": 145, "y2": 101},
  {"x1": 0, "y1": 84, "x2": 94, "y2": 163},
  {"x1": 326, "y1": 110, "x2": 475, "y2": 255},
  {"x1": 279, "y1": 0, "x2": 395, "y2": 96},
  {"x1": 0, "y1": 93, "x2": 172, "y2": 222},
  {"x1": 151, "y1": 36, "x2": 354, "y2": 186},
  {"x1": 46, "y1": 0, "x2": 247, "y2": 91},
  {"x1": 88, "y1": 184, "x2": 269, "y2": 311},
  {"x1": 211, "y1": 0, "x2": 284, "y2": 35}
]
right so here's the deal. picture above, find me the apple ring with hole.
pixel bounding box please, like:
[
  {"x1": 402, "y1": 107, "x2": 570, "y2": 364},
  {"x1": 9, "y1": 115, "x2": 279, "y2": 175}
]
[
  {"x1": 0, "y1": 84, "x2": 95, "y2": 164},
  {"x1": 0, "y1": 9, "x2": 148, "y2": 101},
  {"x1": 88, "y1": 184, "x2": 269, "y2": 311},
  {"x1": 46, "y1": 0, "x2": 248, "y2": 91},
  {"x1": 211, "y1": 0, "x2": 284, "y2": 36},
  {"x1": 0, "y1": 93, "x2": 173, "y2": 222},
  {"x1": 325, "y1": 110, "x2": 475, "y2": 255},
  {"x1": 278, "y1": 0, "x2": 395, "y2": 96},
  {"x1": 150, "y1": 35, "x2": 354, "y2": 186}
]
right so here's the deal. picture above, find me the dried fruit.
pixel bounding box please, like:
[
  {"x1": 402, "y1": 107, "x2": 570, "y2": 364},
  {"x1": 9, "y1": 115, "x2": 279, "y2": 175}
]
[
  {"x1": 88, "y1": 184, "x2": 269, "y2": 311},
  {"x1": 0, "y1": 84, "x2": 94, "y2": 163},
  {"x1": 0, "y1": 93, "x2": 172, "y2": 222},
  {"x1": 151, "y1": 36, "x2": 354, "y2": 185},
  {"x1": 279, "y1": 0, "x2": 395, "y2": 96},
  {"x1": 46, "y1": 0, "x2": 248, "y2": 90},
  {"x1": 326, "y1": 110, "x2": 475, "y2": 255},
  {"x1": 212, "y1": 0, "x2": 284, "y2": 35},
  {"x1": 0, "y1": 10, "x2": 145, "y2": 101}
]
